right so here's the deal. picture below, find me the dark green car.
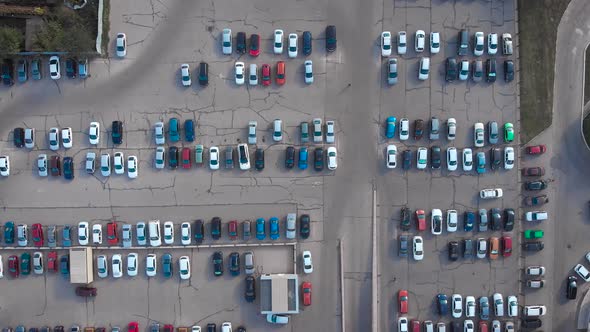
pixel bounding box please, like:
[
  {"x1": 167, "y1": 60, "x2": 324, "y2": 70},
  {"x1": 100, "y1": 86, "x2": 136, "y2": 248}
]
[
  {"x1": 4, "y1": 221, "x2": 14, "y2": 244},
  {"x1": 524, "y1": 230, "x2": 544, "y2": 239},
  {"x1": 162, "y1": 253, "x2": 173, "y2": 278},
  {"x1": 21, "y1": 252, "x2": 31, "y2": 275}
]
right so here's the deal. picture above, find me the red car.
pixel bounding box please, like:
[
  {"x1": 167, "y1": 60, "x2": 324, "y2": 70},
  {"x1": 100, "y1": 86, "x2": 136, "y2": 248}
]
[
  {"x1": 163, "y1": 325, "x2": 173, "y2": 332},
  {"x1": 261, "y1": 64, "x2": 271, "y2": 86},
  {"x1": 8, "y1": 255, "x2": 19, "y2": 278},
  {"x1": 410, "y1": 320, "x2": 420, "y2": 332},
  {"x1": 228, "y1": 220, "x2": 238, "y2": 240},
  {"x1": 128, "y1": 322, "x2": 138, "y2": 332},
  {"x1": 276, "y1": 61, "x2": 285, "y2": 85},
  {"x1": 502, "y1": 236, "x2": 512, "y2": 257},
  {"x1": 479, "y1": 321, "x2": 488, "y2": 332},
  {"x1": 107, "y1": 222, "x2": 118, "y2": 245},
  {"x1": 415, "y1": 210, "x2": 426, "y2": 231},
  {"x1": 398, "y1": 290, "x2": 408, "y2": 314},
  {"x1": 521, "y1": 167, "x2": 545, "y2": 176},
  {"x1": 526, "y1": 145, "x2": 547, "y2": 155},
  {"x1": 47, "y1": 251, "x2": 58, "y2": 272},
  {"x1": 181, "y1": 147, "x2": 191, "y2": 169},
  {"x1": 249, "y1": 34, "x2": 260, "y2": 56},
  {"x1": 302, "y1": 281, "x2": 312, "y2": 306},
  {"x1": 32, "y1": 223, "x2": 44, "y2": 246}
]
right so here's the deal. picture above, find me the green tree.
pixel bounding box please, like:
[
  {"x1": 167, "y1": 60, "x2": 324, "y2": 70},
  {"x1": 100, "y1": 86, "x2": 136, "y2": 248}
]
[
  {"x1": 0, "y1": 27, "x2": 23, "y2": 55},
  {"x1": 33, "y1": 6, "x2": 94, "y2": 53}
]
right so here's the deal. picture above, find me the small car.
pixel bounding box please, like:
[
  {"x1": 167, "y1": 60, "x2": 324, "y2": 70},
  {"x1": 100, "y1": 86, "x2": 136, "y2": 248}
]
[
  {"x1": 448, "y1": 241, "x2": 459, "y2": 261},
  {"x1": 386, "y1": 145, "x2": 397, "y2": 169},
  {"x1": 276, "y1": 61, "x2": 286, "y2": 85},
  {"x1": 413, "y1": 236, "x2": 424, "y2": 260},
  {"x1": 327, "y1": 147, "x2": 337, "y2": 170},
  {"x1": 302, "y1": 250, "x2": 313, "y2": 273},
  {"x1": 194, "y1": 219, "x2": 205, "y2": 243},
  {"x1": 300, "y1": 214, "x2": 311, "y2": 239},
  {"x1": 504, "y1": 123, "x2": 514, "y2": 142},
  {"x1": 398, "y1": 290, "x2": 409, "y2": 313},
  {"x1": 414, "y1": 119, "x2": 424, "y2": 140},
  {"x1": 399, "y1": 235, "x2": 408, "y2": 257},
  {"x1": 249, "y1": 33, "x2": 260, "y2": 56},
  {"x1": 472, "y1": 59, "x2": 483, "y2": 82},
  {"x1": 459, "y1": 60, "x2": 469, "y2": 81},
  {"x1": 575, "y1": 264, "x2": 590, "y2": 281},
  {"x1": 567, "y1": 275, "x2": 578, "y2": 299},
  {"x1": 97, "y1": 255, "x2": 108, "y2": 278},
  {"x1": 126, "y1": 253, "x2": 139, "y2": 276},
  {"x1": 211, "y1": 217, "x2": 221, "y2": 240},
  {"x1": 288, "y1": 33, "x2": 298, "y2": 58},
  {"x1": 127, "y1": 156, "x2": 138, "y2": 178},
  {"x1": 116, "y1": 33, "x2": 127, "y2": 57},
  {"x1": 145, "y1": 254, "x2": 157, "y2": 277},
  {"x1": 301, "y1": 281, "x2": 312, "y2": 306},
  {"x1": 415, "y1": 30, "x2": 426, "y2": 52},
  {"x1": 437, "y1": 294, "x2": 448, "y2": 315},
  {"x1": 198, "y1": 62, "x2": 208, "y2": 86},
  {"x1": 304, "y1": 60, "x2": 313, "y2": 84},
  {"x1": 298, "y1": 147, "x2": 308, "y2": 170},
  {"x1": 111, "y1": 254, "x2": 123, "y2": 278},
  {"x1": 255, "y1": 147, "x2": 264, "y2": 171},
  {"x1": 417, "y1": 147, "x2": 428, "y2": 170},
  {"x1": 234, "y1": 62, "x2": 245, "y2": 85},
  {"x1": 181, "y1": 222, "x2": 191, "y2": 245},
  {"x1": 162, "y1": 253, "x2": 173, "y2": 278},
  {"x1": 179, "y1": 256, "x2": 191, "y2": 280},
  {"x1": 430, "y1": 32, "x2": 440, "y2": 53},
  {"x1": 285, "y1": 146, "x2": 295, "y2": 169},
  {"x1": 229, "y1": 252, "x2": 240, "y2": 276},
  {"x1": 65, "y1": 58, "x2": 77, "y2": 78},
  {"x1": 180, "y1": 64, "x2": 191, "y2": 86},
  {"x1": 446, "y1": 209, "x2": 458, "y2": 232},
  {"x1": 78, "y1": 58, "x2": 89, "y2": 78},
  {"x1": 418, "y1": 57, "x2": 430, "y2": 80},
  {"x1": 314, "y1": 147, "x2": 324, "y2": 171},
  {"x1": 269, "y1": 217, "x2": 280, "y2": 240},
  {"x1": 447, "y1": 147, "x2": 458, "y2": 171},
  {"x1": 31, "y1": 58, "x2": 42, "y2": 80},
  {"x1": 213, "y1": 251, "x2": 224, "y2": 276},
  {"x1": 385, "y1": 116, "x2": 396, "y2": 139},
  {"x1": 209, "y1": 146, "x2": 219, "y2": 170},
  {"x1": 24, "y1": 128, "x2": 35, "y2": 148},
  {"x1": 525, "y1": 180, "x2": 548, "y2": 191},
  {"x1": 92, "y1": 224, "x2": 102, "y2": 244},
  {"x1": 445, "y1": 57, "x2": 457, "y2": 82},
  {"x1": 397, "y1": 31, "x2": 407, "y2": 54},
  {"x1": 480, "y1": 188, "x2": 503, "y2": 199},
  {"x1": 163, "y1": 221, "x2": 174, "y2": 244},
  {"x1": 474, "y1": 32, "x2": 484, "y2": 56},
  {"x1": 249, "y1": 63, "x2": 258, "y2": 85},
  {"x1": 49, "y1": 56, "x2": 60, "y2": 79},
  {"x1": 61, "y1": 127, "x2": 73, "y2": 148},
  {"x1": 112, "y1": 121, "x2": 124, "y2": 144},
  {"x1": 273, "y1": 119, "x2": 283, "y2": 142},
  {"x1": 0, "y1": 156, "x2": 9, "y2": 177},
  {"x1": 256, "y1": 218, "x2": 266, "y2": 240},
  {"x1": 526, "y1": 145, "x2": 547, "y2": 155},
  {"x1": 452, "y1": 294, "x2": 463, "y2": 318},
  {"x1": 222, "y1": 28, "x2": 232, "y2": 54},
  {"x1": 261, "y1": 64, "x2": 271, "y2": 86},
  {"x1": 248, "y1": 121, "x2": 257, "y2": 144},
  {"x1": 302, "y1": 31, "x2": 312, "y2": 55},
  {"x1": 236, "y1": 31, "x2": 246, "y2": 54},
  {"x1": 505, "y1": 60, "x2": 514, "y2": 82},
  {"x1": 462, "y1": 148, "x2": 473, "y2": 171},
  {"x1": 20, "y1": 252, "x2": 31, "y2": 275},
  {"x1": 387, "y1": 58, "x2": 398, "y2": 85},
  {"x1": 33, "y1": 252, "x2": 44, "y2": 274},
  {"x1": 47, "y1": 251, "x2": 58, "y2": 272},
  {"x1": 273, "y1": 29, "x2": 284, "y2": 54},
  {"x1": 502, "y1": 236, "x2": 513, "y2": 257},
  {"x1": 8, "y1": 255, "x2": 19, "y2": 278},
  {"x1": 325, "y1": 25, "x2": 337, "y2": 52},
  {"x1": 381, "y1": 31, "x2": 392, "y2": 56},
  {"x1": 525, "y1": 195, "x2": 549, "y2": 206},
  {"x1": 180, "y1": 147, "x2": 191, "y2": 169}
]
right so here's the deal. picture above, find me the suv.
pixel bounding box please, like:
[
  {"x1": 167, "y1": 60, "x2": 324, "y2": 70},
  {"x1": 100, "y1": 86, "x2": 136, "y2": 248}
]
[
  {"x1": 325, "y1": 25, "x2": 337, "y2": 52},
  {"x1": 112, "y1": 121, "x2": 123, "y2": 144},
  {"x1": 445, "y1": 58, "x2": 457, "y2": 82}
]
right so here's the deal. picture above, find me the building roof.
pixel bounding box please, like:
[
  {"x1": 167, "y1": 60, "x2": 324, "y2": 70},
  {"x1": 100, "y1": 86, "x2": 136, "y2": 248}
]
[{"x1": 260, "y1": 273, "x2": 299, "y2": 314}]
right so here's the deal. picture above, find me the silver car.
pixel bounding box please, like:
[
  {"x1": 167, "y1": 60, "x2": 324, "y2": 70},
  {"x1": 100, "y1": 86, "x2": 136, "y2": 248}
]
[
  {"x1": 154, "y1": 122, "x2": 165, "y2": 145},
  {"x1": 136, "y1": 222, "x2": 147, "y2": 246},
  {"x1": 248, "y1": 121, "x2": 257, "y2": 144},
  {"x1": 387, "y1": 58, "x2": 398, "y2": 85},
  {"x1": 286, "y1": 213, "x2": 296, "y2": 239},
  {"x1": 304, "y1": 60, "x2": 313, "y2": 84},
  {"x1": 244, "y1": 251, "x2": 255, "y2": 275},
  {"x1": 155, "y1": 147, "x2": 165, "y2": 169},
  {"x1": 222, "y1": 28, "x2": 232, "y2": 55},
  {"x1": 47, "y1": 225, "x2": 57, "y2": 247},
  {"x1": 38, "y1": 154, "x2": 48, "y2": 177},
  {"x1": 325, "y1": 121, "x2": 335, "y2": 143},
  {"x1": 313, "y1": 118, "x2": 322, "y2": 143},
  {"x1": 122, "y1": 224, "x2": 132, "y2": 248},
  {"x1": 85, "y1": 152, "x2": 96, "y2": 174}
]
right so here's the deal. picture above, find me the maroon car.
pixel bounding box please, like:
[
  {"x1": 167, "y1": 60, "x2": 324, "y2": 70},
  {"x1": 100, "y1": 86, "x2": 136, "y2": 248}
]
[
  {"x1": 8, "y1": 255, "x2": 19, "y2": 278},
  {"x1": 32, "y1": 223, "x2": 44, "y2": 246},
  {"x1": 75, "y1": 286, "x2": 97, "y2": 297},
  {"x1": 526, "y1": 145, "x2": 547, "y2": 155},
  {"x1": 228, "y1": 220, "x2": 238, "y2": 240},
  {"x1": 521, "y1": 167, "x2": 545, "y2": 177}
]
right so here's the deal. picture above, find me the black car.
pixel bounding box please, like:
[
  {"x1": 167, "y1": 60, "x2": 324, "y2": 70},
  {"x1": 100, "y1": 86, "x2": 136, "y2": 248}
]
[
  {"x1": 54, "y1": 327, "x2": 64, "y2": 332},
  {"x1": 463, "y1": 239, "x2": 473, "y2": 258},
  {"x1": 13, "y1": 127, "x2": 24, "y2": 148},
  {"x1": 430, "y1": 146, "x2": 441, "y2": 169},
  {"x1": 525, "y1": 180, "x2": 548, "y2": 191},
  {"x1": 437, "y1": 294, "x2": 448, "y2": 315},
  {"x1": 65, "y1": 58, "x2": 77, "y2": 78},
  {"x1": 63, "y1": 157, "x2": 74, "y2": 180},
  {"x1": 211, "y1": 217, "x2": 221, "y2": 240},
  {"x1": 504, "y1": 60, "x2": 514, "y2": 82},
  {"x1": 523, "y1": 241, "x2": 544, "y2": 251},
  {"x1": 2, "y1": 59, "x2": 14, "y2": 86},
  {"x1": 450, "y1": 322, "x2": 461, "y2": 332},
  {"x1": 168, "y1": 146, "x2": 179, "y2": 169},
  {"x1": 486, "y1": 58, "x2": 496, "y2": 83},
  {"x1": 490, "y1": 208, "x2": 502, "y2": 231},
  {"x1": 198, "y1": 62, "x2": 209, "y2": 86},
  {"x1": 112, "y1": 121, "x2": 123, "y2": 144},
  {"x1": 285, "y1": 146, "x2": 295, "y2": 169},
  {"x1": 398, "y1": 235, "x2": 408, "y2": 257},
  {"x1": 400, "y1": 207, "x2": 411, "y2": 231},
  {"x1": 255, "y1": 148, "x2": 264, "y2": 171},
  {"x1": 504, "y1": 208, "x2": 515, "y2": 231},
  {"x1": 194, "y1": 219, "x2": 205, "y2": 243},
  {"x1": 448, "y1": 241, "x2": 459, "y2": 261},
  {"x1": 206, "y1": 324, "x2": 216, "y2": 332},
  {"x1": 245, "y1": 275, "x2": 256, "y2": 302},
  {"x1": 302, "y1": 31, "x2": 312, "y2": 55},
  {"x1": 445, "y1": 57, "x2": 457, "y2": 82},
  {"x1": 490, "y1": 147, "x2": 501, "y2": 170},
  {"x1": 325, "y1": 25, "x2": 337, "y2": 52},
  {"x1": 236, "y1": 32, "x2": 246, "y2": 54},
  {"x1": 314, "y1": 147, "x2": 324, "y2": 171},
  {"x1": 300, "y1": 214, "x2": 310, "y2": 239},
  {"x1": 402, "y1": 149, "x2": 412, "y2": 170},
  {"x1": 567, "y1": 275, "x2": 578, "y2": 300},
  {"x1": 414, "y1": 119, "x2": 424, "y2": 140},
  {"x1": 521, "y1": 318, "x2": 542, "y2": 329},
  {"x1": 212, "y1": 251, "x2": 223, "y2": 276},
  {"x1": 229, "y1": 252, "x2": 240, "y2": 276}
]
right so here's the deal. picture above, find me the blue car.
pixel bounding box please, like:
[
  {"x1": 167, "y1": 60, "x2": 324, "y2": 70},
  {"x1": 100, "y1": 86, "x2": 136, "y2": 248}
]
[
  {"x1": 385, "y1": 116, "x2": 396, "y2": 139},
  {"x1": 464, "y1": 211, "x2": 475, "y2": 231},
  {"x1": 169, "y1": 118, "x2": 180, "y2": 142},
  {"x1": 437, "y1": 294, "x2": 448, "y2": 315},
  {"x1": 62, "y1": 225, "x2": 72, "y2": 247},
  {"x1": 298, "y1": 147, "x2": 308, "y2": 170},
  {"x1": 269, "y1": 217, "x2": 279, "y2": 240},
  {"x1": 256, "y1": 218, "x2": 266, "y2": 240},
  {"x1": 184, "y1": 119, "x2": 195, "y2": 142},
  {"x1": 476, "y1": 152, "x2": 486, "y2": 174}
]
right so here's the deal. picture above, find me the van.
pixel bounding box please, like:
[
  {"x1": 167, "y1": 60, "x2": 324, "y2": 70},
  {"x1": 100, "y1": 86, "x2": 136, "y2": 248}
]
[
  {"x1": 458, "y1": 30, "x2": 469, "y2": 55},
  {"x1": 429, "y1": 116, "x2": 439, "y2": 140},
  {"x1": 198, "y1": 62, "x2": 208, "y2": 86},
  {"x1": 238, "y1": 143, "x2": 250, "y2": 170},
  {"x1": 486, "y1": 59, "x2": 496, "y2": 83},
  {"x1": 244, "y1": 251, "x2": 254, "y2": 275},
  {"x1": 148, "y1": 220, "x2": 161, "y2": 247}
]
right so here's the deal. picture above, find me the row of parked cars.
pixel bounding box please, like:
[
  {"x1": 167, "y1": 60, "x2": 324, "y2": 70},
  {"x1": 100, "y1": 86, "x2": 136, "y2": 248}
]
[
  {"x1": 399, "y1": 208, "x2": 516, "y2": 233},
  {"x1": 3, "y1": 323, "x2": 244, "y2": 332},
  {"x1": 1, "y1": 215, "x2": 311, "y2": 247},
  {"x1": 0, "y1": 57, "x2": 89, "y2": 85},
  {"x1": 397, "y1": 318, "x2": 514, "y2": 332},
  {"x1": 231, "y1": 61, "x2": 314, "y2": 85},
  {"x1": 400, "y1": 235, "x2": 513, "y2": 261}
]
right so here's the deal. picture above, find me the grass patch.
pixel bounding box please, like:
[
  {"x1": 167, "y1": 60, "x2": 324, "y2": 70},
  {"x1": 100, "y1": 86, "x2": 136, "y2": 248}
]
[
  {"x1": 518, "y1": 0, "x2": 572, "y2": 143},
  {"x1": 101, "y1": 0, "x2": 110, "y2": 56}
]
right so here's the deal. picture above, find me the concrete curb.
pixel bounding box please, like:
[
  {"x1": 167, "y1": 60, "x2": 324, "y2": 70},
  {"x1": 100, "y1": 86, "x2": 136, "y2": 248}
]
[{"x1": 580, "y1": 42, "x2": 590, "y2": 151}]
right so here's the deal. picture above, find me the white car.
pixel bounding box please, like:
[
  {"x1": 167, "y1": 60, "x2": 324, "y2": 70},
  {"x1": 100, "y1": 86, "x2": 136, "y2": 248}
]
[
  {"x1": 116, "y1": 33, "x2": 127, "y2": 57},
  {"x1": 78, "y1": 221, "x2": 89, "y2": 245},
  {"x1": 431, "y1": 209, "x2": 442, "y2": 235},
  {"x1": 523, "y1": 305, "x2": 547, "y2": 317},
  {"x1": 101, "y1": 153, "x2": 111, "y2": 176},
  {"x1": 154, "y1": 122, "x2": 165, "y2": 145},
  {"x1": 477, "y1": 238, "x2": 487, "y2": 259},
  {"x1": 286, "y1": 213, "x2": 297, "y2": 239},
  {"x1": 381, "y1": 31, "x2": 392, "y2": 56},
  {"x1": 266, "y1": 315, "x2": 289, "y2": 325},
  {"x1": 48, "y1": 127, "x2": 59, "y2": 150},
  {"x1": 525, "y1": 211, "x2": 548, "y2": 221},
  {"x1": 49, "y1": 56, "x2": 60, "y2": 79},
  {"x1": 288, "y1": 33, "x2": 298, "y2": 58},
  {"x1": 304, "y1": 60, "x2": 313, "y2": 84},
  {"x1": 464, "y1": 320, "x2": 474, "y2": 332},
  {"x1": 459, "y1": 60, "x2": 469, "y2": 81},
  {"x1": 237, "y1": 143, "x2": 250, "y2": 170},
  {"x1": 413, "y1": 236, "x2": 424, "y2": 260},
  {"x1": 17, "y1": 224, "x2": 27, "y2": 246},
  {"x1": 417, "y1": 147, "x2": 428, "y2": 169},
  {"x1": 488, "y1": 33, "x2": 498, "y2": 55},
  {"x1": 452, "y1": 294, "x2": 463, "y2": 318},
  {"x1": 327, "y1": 147, "x2": 338, "y2": 170},
  {"x1": 462, "y1": 148, "x2": 473, "y2": 171},
  {"x1": 326, "y1": 120, "x2": 335, "y2": 143},
  {"x1": 179, "y1": 256, "x2": 191, "y2": 280},
  {"x1": 415, "y1": 30, "x2": 425, "y2": 52},
  {"x1": 507, "y1": 295, "x2": 518, "y2": 317},
  {"x1": 163, "y1": 221, "x2": 174, "y2": 244},
  {"x1": 302, "y1": 250, "x2": 313, "y2": 274},
  {"x1": 92, "y1": 224, "x2": 102, "y2": 244},
  {"x1": 222, "y1": 28, "x2": 232, "y2": 55},
  {"x1": 234, "y1": 62, "x2": 245, "y2": 85},
  {"x1": 474, "y1": 122, "x2": 485, "y2": 147},
  {"x1": 446, "y1": 209, "x2": 458, "y2": 232},
  {"x1": 61, "y1": 127, "x2": 73, "y2": 148},
  {"x1": 399, "y1": 118, "x2": 409, "y2": 140},
  {"x1": 112, "y1": 254, "x2": 123, "y2": 278},
  {"x1": 386, "y1": 145, "x2": 397, "y2": 169},
  {"x1": 430, "y1": 32, "x2": 440, "y2": 53},
  {"x1": 418, "y1": 57, "x2": 430, "y2": 80},
  {"x1": 181, "y1": 64, "x2": 191, "y2": 87},
  {"x1": 0, "y1": 255, "x2": 3, "y2": 278},
  {"x1": 273, "y1": 119, "x2": 283, "y2": 142},
  {"x1": 504, "y1": 147, "x2": 514, "y2": 169},
  {"x1": 248, "y1": 121, "x2": 257, "y2": 144},
  {"x1": 114, "y1": 152, "x2": 124, "y2": 174},
  {"x1": 387, "y1": 58, "x2": 398, "y2": 85},
  {"x1": 181, "y1": 222, "x2": 191, "y2": 245},
  {"x1": 33, "y1": 252, "x2": 44, "y2": 275},
  {"x1": 493, "y1": 293, "x2": 504, "y2": 316},
  {"x1": 248, "y1": 63, "x2": 258, "y2": 85},
  {"x1": 37, "y1": 154, "x2": 48, "y2": 177},
  {"x1": 447, "y1": 118, "x2": 456, "y2": 140},
  {"x1": 447, "y1": 147, "x2": 458, "y2": 171},
  {"x1": 575, "y1": 264, "x2": 590, "y2": 281},
  {"x1": 24, "y1": 128, "x2": 35, "y2": 149},
  {"x1": 146, "y1": 254, "x2": 157, "y2": 277},
  {"x1": 526, "y1": 266, "x2": 546, "y2": 276},
  {"x1": 136, "y1": 222, "x2": 147, "y2": 246},
  {"x1": 209, "y1": 146, "x2": 220, "y2": 170},
  {"x1": 398, "y1": 317, "x2": 408, "y2": 332},
  {"x1": 465, "y1": 296, "x2": 476, "y2": 317},
  {"x1": 273, "y1": 29, "x2": 284, "y2": 54},
  {"x1": 127, "y1": 156, "x2": 138, "y2": 179},
  {"x1": 86, "y1": 152, "x2": 96, "y2": 174},
  {"x1": 148, "y1": 220, "x2": 162, "y2": 247},
  {"x1": 127, "y1": 253, "x2": 138, "y2": 277},
  {"x1": 0, "y1": 156, "x2": 9, "y2": 177},
  {"x1": 155, "y1": 147, "x2": 165, "y2": 169},
  {"x1": 397, "y1": 31, "x2": 407, "y2": 54},
  {"x1": 474, "y1": 32, "x2": 484, "y2": 56},
  {"x1": 89, "y1": 122, "x2": 100, "y2": 145},
  {"x1": 480, "y1": 188, "x2": 503, "y2": 199},
  {"x1": 97, "y1": 255, "x2": 108, "y2": 278},
  {"x1": 313, "y1": 118, "x2": 323, "y2": 143}
]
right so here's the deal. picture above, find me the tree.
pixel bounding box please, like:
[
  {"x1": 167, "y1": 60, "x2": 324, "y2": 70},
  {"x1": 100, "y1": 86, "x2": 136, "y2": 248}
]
[
  {"x1": 0, "y1": 27, "x2": 23, "y2": 55},
  {"x1": 33, "y1": 6, "x2": 94, "y2": 53}
]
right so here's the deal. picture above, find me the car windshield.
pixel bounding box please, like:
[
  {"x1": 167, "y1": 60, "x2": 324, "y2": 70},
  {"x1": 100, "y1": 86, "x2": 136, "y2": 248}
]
[
  {"x1": 117, "y1": 45, "x2": 124, "y2": 51},
  {"x1": 420, "y1": 67, "x2": 428, "y2": 74},
  {"x1": 183, "y1": 75, "x2": 190, "y2": 82},
  {"x1": 274, "y1": 42, "x2": 281, "y2": 47}
]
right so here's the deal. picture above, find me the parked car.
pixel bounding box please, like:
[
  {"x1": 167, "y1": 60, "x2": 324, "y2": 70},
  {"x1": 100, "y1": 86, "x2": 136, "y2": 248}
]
[
  {"x1": 413, "y1": 236, "x2": 424, "y2": 260},
  {"x1": 526, "y1": 145, "x2": 547, "y2": 155},
  {"x1": 213, "y1": 251, "x2": 223, "y2": 276},
  {"x1": 567, "y1": 275, "x2": 578, "y2": 299}
]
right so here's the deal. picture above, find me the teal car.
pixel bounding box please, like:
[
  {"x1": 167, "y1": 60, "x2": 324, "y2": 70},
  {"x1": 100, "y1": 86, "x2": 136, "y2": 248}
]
[
  {"x1": 298, "y1": 147, "x2": 308, "y2": 170},
  {"x1": 269, "y1": 217, "x2": 279, "y2": 240},
  {"x1": 504, "y1": 123, "x2": 514, "y2": 142},
  {"x1": 476, "y1": 152, "x2": 486, "y2": 174},
  {"x1": 4, "y1": 221, "x2": 14, "y2": 244},
  {"x1": 31, "y1": 59, "x2": 42, "y2": 80},
  {"x1": 162, "y1": 253, "x2": 173, "y2": 278},
  {"x1": 21, "y1": 252, "x2": 31, "y2": 275},
  {"x1": 60, "y1": 255, "x2": 69, "y2": 275},
  {"x1": 169, "y1": 118, "x2": 180, "y2": 142},
  {"x1": 256, "y1": 218, "x2": 266, "y2": 240},
  {"x1": 385, "y1": 116, "x2": 396, "y2": 139}
]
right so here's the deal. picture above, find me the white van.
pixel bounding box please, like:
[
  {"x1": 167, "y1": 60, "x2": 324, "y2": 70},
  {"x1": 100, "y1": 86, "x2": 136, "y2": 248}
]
[
  {"x1": 148, "y1": 220, "x2": 161, "y2": 247},
  {"x1": 418, "y1": 57, "x2": 430, "y2": 80},
  {"x1": 238, "y1": 143, "x2": 250, "y2": 170}
]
